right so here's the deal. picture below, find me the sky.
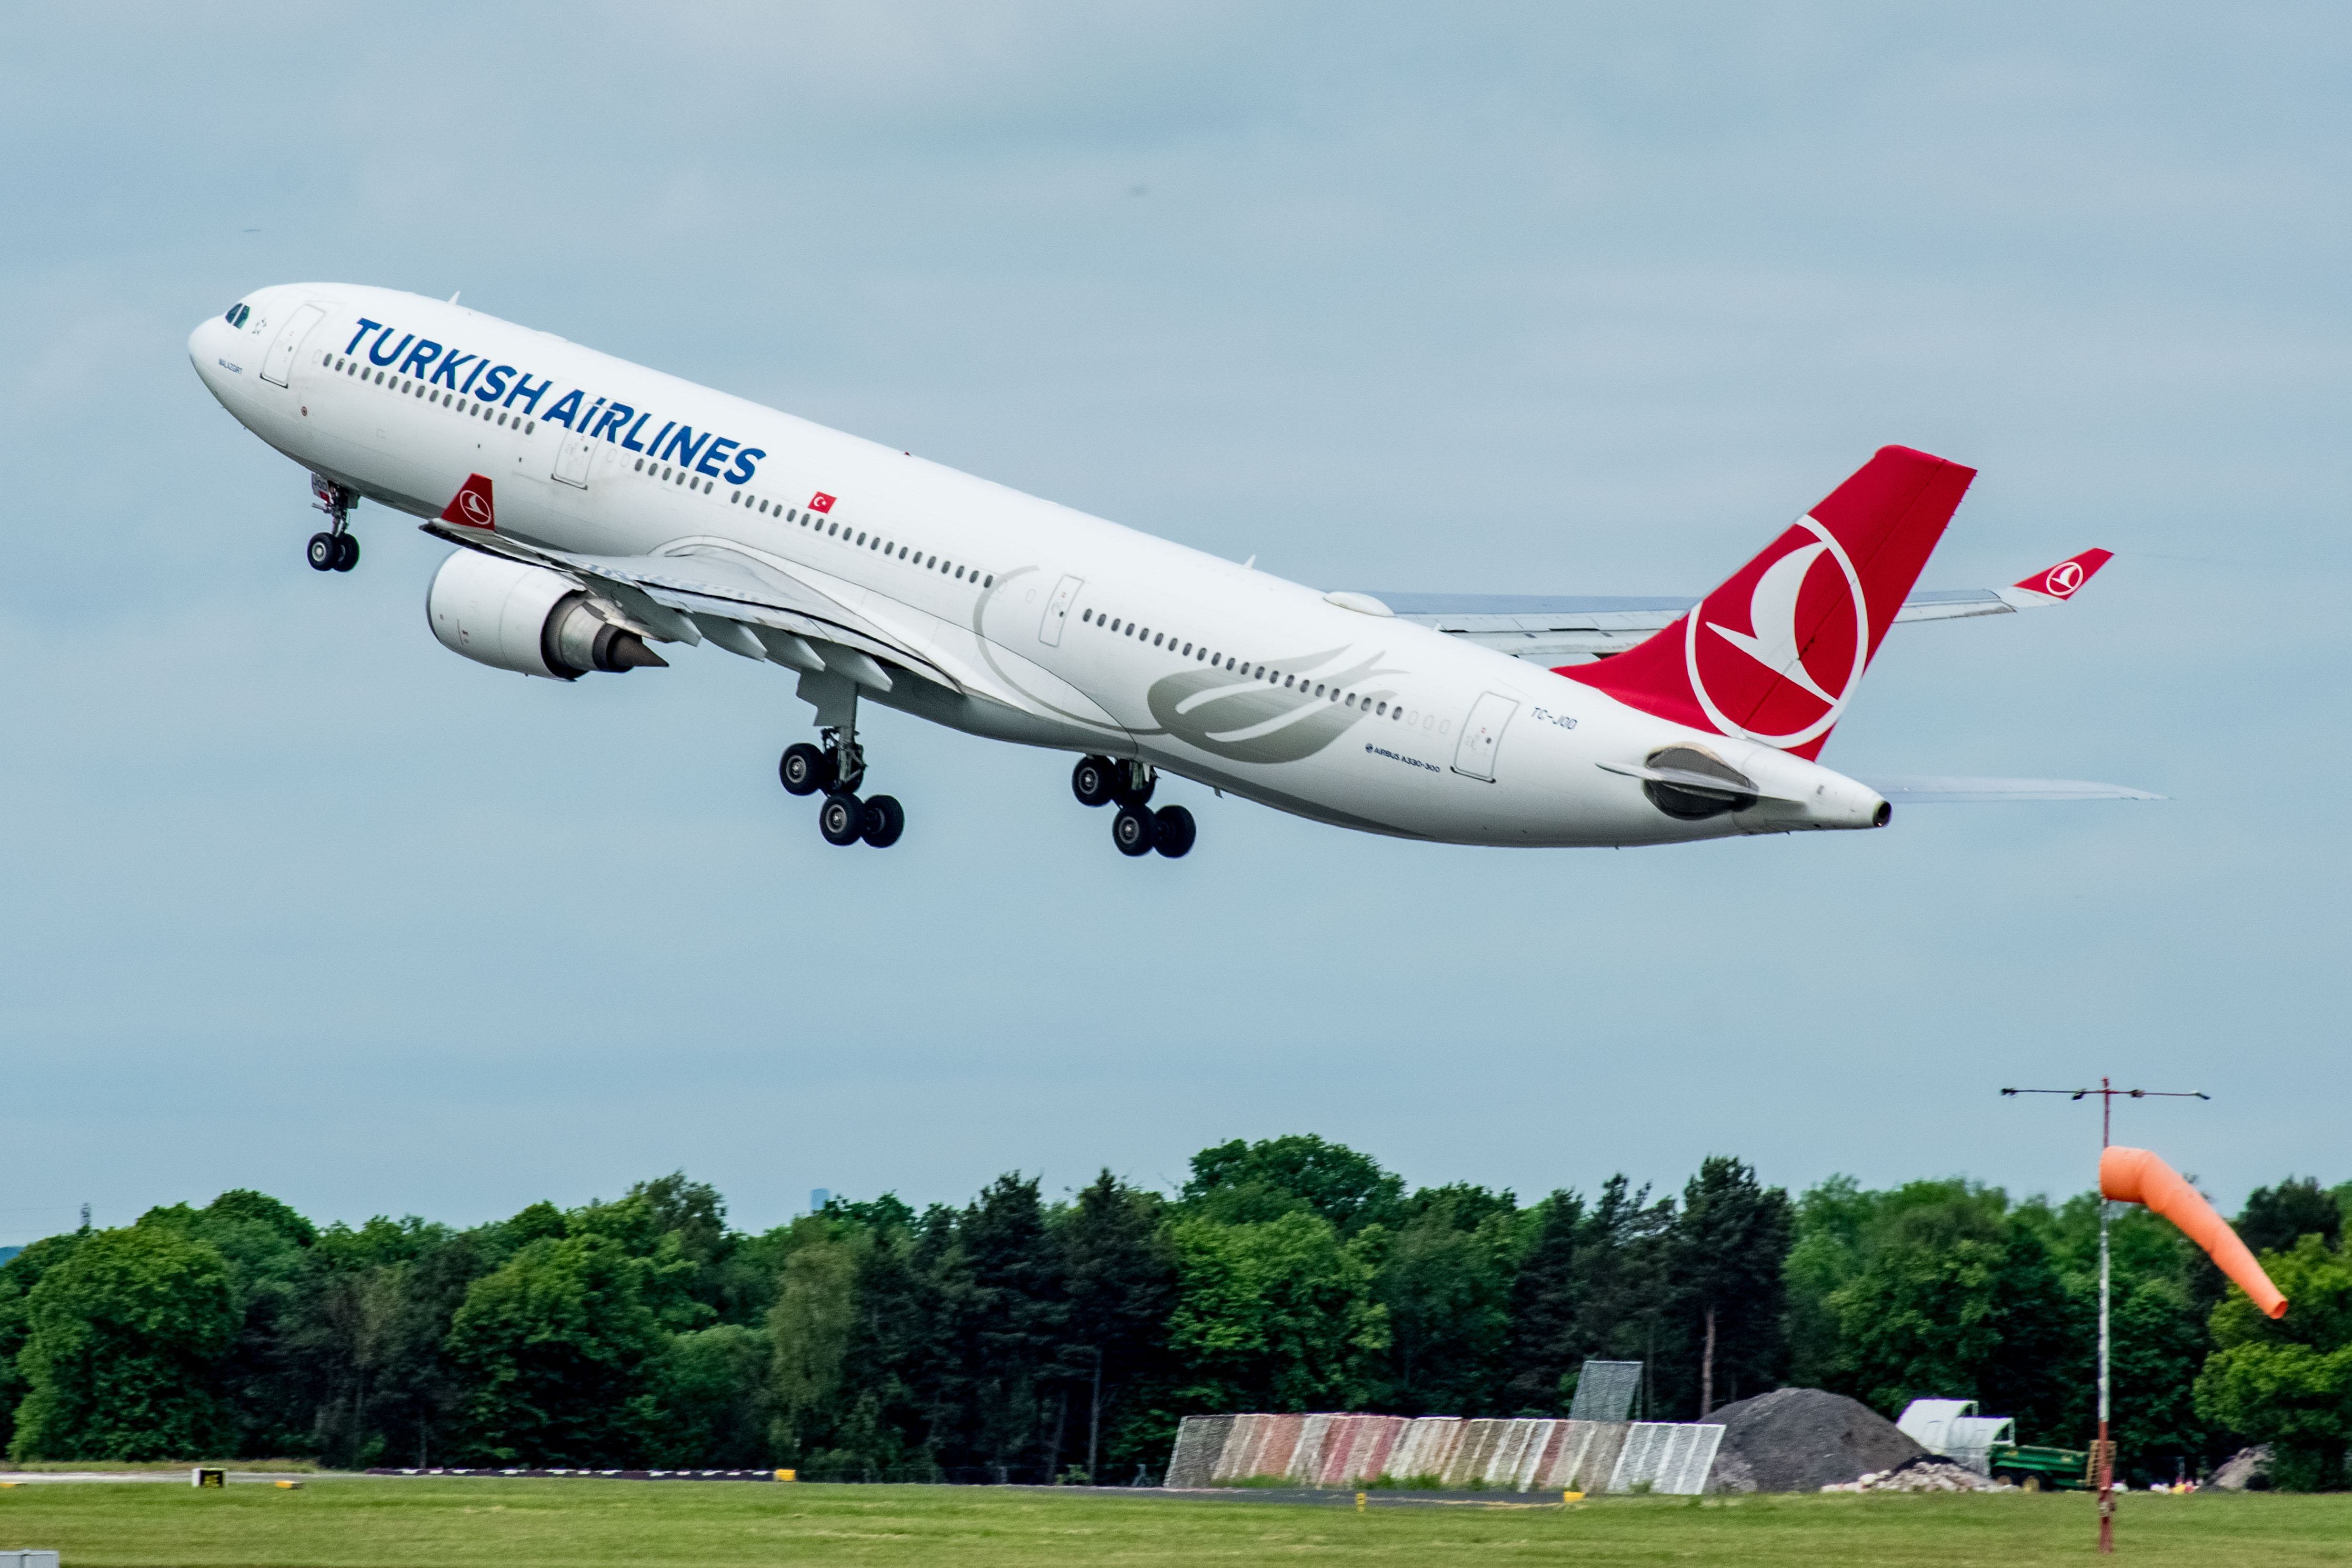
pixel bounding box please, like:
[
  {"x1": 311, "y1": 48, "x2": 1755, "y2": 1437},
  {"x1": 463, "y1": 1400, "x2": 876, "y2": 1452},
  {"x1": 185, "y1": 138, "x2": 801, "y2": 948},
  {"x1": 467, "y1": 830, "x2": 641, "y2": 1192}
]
[{"x1": 2, "y1": 3, "x2": 2346, "y2": 1245}]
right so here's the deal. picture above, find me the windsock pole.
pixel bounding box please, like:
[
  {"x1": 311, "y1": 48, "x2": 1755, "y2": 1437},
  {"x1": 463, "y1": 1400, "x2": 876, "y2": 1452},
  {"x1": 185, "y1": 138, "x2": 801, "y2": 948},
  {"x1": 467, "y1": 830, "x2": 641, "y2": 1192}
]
[
  {"x1": 2003, "y1": 1078, "x2": 2209, "y2": 1554},
  {"x1": 2098, "y1": 1082, "x2": 2113, "y2": 1554}
]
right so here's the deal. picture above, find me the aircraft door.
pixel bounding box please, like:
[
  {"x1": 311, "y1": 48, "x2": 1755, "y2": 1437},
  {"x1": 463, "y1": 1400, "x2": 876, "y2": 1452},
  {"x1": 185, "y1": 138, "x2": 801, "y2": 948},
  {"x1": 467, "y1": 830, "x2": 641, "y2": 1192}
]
[
  {"x1": 551, "y1": 428, "x2": 595, "y2": 489},
  {"x1": 259, "y1": 303, "x2": 326, "y2": 387},
  {"x1": 1452, "y1": 691, "x2": 1518, "y2": 781},
  {"x1": 1038, "y1": 574, "x2": 1082, "y2": 646}
]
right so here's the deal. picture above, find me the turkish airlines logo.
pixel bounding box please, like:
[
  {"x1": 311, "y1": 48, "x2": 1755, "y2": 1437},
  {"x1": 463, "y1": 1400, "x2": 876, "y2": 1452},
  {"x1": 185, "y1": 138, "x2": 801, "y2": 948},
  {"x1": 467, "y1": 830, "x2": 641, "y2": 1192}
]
[
  {"x1": 2043, "y1": 560, "x2": 2086, "y2": 597},
  {"x1": 1684, "y1": 516, "x2": 1868, "y2": 748},
  {"x1": 439, "y1": 474, "x2": 497, "y2": 530}
]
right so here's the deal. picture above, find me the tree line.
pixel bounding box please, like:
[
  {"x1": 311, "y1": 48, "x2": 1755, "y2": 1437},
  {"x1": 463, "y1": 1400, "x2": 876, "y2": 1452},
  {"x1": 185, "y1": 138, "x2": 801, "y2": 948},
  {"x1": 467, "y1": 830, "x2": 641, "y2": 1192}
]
[{"x1": 1, "y1": 1136, "x2": 2344, "y2": 1487}]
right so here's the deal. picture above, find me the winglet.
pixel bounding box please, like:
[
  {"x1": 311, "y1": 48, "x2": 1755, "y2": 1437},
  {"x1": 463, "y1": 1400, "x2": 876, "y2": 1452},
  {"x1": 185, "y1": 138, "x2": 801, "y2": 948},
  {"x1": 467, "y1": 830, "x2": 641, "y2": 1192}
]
[
  {"x1": 441, "y1": 473, "x2": 497, "y2": 530},
  {"x1": 2005, "y1": 547, "x2": 2111, "y2": 605}
]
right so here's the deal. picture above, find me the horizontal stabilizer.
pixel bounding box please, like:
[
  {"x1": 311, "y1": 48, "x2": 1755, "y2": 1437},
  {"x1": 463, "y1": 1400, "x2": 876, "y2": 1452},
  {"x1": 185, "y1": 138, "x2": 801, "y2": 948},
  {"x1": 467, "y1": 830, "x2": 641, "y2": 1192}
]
[{"x1": 1857, "y1": 775, "x2": 2162, "y2": 803}]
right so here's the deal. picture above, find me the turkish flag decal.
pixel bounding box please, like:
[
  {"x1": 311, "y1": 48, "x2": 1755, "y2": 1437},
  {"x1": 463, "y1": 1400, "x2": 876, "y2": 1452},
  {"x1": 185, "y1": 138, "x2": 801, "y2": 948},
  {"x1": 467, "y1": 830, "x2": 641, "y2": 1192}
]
[
  {"x1": 808, "y1": 492, "x2": 836, "y2": 514},
  {"x1": 441, "y1": 474, "x2": 497, "y2": 530}
]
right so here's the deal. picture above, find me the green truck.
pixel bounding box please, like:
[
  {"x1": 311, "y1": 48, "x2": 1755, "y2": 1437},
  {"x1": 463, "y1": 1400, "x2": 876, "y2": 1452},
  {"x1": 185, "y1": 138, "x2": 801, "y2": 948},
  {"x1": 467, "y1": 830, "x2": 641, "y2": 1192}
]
[
  {"x1": 1898, "y1": 1399, "x2": 2092, "y2": 1490},
  {"x1": 1988, "y1": 1441, "x2": 2094, "y2": 1490}
]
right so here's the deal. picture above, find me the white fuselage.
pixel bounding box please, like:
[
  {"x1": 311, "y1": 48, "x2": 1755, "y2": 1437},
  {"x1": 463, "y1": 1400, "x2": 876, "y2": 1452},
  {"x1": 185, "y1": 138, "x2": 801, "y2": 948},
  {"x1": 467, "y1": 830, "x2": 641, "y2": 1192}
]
[{"x1": 188, "y1": 284, "x2": 1888, "y2": 848}]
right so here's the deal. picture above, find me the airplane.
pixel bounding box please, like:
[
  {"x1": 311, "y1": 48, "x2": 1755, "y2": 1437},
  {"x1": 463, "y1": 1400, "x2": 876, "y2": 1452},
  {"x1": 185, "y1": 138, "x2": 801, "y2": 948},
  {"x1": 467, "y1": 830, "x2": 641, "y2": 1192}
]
[{"x1": 188, "y1": 285, "x2": 2153, "y2": 858}]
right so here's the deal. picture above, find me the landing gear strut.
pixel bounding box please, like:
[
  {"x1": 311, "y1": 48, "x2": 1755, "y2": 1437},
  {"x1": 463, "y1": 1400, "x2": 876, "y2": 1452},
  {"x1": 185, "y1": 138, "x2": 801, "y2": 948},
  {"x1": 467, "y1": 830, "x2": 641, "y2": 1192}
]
[
  {"x1": 1074, "y1": 756, "x2": 1194, "y2": 858},
  {"x1": 308, "y1": 474, "x2": 360, "y2": 573},
  {"x1": 778, "y1": 706, "x2": 903, "y2": 849}
]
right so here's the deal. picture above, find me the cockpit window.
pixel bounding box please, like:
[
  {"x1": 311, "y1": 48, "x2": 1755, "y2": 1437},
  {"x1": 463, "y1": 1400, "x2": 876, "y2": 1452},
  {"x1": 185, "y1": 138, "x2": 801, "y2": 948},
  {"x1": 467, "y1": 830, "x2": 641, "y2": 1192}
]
[{"x1": 224, "y1": 303, "x2": 251, "y2": 328}]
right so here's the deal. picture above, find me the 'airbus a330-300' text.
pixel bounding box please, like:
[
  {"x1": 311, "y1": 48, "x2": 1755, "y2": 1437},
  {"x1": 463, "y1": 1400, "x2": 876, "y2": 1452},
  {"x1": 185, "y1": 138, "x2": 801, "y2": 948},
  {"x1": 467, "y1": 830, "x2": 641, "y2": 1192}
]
[{"x1": 191, "y1": 285, "x2": 2152, "y2": 858}]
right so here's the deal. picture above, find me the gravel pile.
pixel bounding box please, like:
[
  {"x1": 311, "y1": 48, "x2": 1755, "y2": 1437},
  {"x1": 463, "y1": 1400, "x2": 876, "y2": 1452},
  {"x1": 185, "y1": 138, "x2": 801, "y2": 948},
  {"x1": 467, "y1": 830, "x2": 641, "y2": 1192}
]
[
  {"x1": 1703, "y1": 1388, "x2": 1928, "y2": 1493},
  {"x1": 1822, "y1": 1458, "x2": 2016, "y2": 1493},
  {"x1": 2207, "y1": 1446, "x2": 2271, "y2": 1490}
]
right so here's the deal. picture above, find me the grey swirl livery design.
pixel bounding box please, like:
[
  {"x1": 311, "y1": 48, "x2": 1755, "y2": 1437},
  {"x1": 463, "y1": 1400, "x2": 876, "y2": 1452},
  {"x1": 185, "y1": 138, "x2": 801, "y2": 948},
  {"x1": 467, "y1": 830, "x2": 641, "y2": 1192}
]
[{"x1": 1145, "y1": 648, "x2": 1402, "y2": 764}]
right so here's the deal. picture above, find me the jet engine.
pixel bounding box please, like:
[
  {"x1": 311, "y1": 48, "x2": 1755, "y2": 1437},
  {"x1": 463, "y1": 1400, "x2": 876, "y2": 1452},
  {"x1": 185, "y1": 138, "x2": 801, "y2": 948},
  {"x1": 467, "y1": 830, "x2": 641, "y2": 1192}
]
[{"x1": 426, "y1": 550, "x2": 667, "y2": 680}]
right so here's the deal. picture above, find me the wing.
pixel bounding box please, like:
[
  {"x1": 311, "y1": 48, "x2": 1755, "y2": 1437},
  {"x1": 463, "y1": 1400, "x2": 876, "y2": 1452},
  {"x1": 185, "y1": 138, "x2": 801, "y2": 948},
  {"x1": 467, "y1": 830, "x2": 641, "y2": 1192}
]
[
  {"x1": 422, "y1": 521, "x2": 962, "y2": 693},
  {"x1": 1359, "y1": 548, "x2": 2114, "y2": 666}
]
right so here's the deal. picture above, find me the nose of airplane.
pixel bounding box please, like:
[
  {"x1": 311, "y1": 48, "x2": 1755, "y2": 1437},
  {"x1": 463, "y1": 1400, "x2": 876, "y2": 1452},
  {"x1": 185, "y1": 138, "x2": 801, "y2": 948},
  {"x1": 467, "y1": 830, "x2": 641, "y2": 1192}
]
[{"x1": 188, "y1": 309, "x2": 240, "y2": 397}]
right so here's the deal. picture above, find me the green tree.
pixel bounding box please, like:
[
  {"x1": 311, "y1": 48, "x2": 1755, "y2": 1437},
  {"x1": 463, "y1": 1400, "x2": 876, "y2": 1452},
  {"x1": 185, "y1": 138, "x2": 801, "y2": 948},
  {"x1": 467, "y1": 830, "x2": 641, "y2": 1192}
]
[
  {"x1": 935, "y1": 1175, "x2": 1065, "y2": 1477},
  {"x1": 648, "y1": 1323, "x2": 772, "y2": 1466},
  {"x1": 2240, "y1": 1179, "x2": 2344, "y2": 1255},
  {"x1": 1183, "y1": 1136, "x2": 1403, "y2": 1235},
  {"x1": 1166, "y1": 1210, "x2": 1388, "y2": 1416},
  {"x1": 0, "y1": 1233, "x2": 86, "y2": 1455},
  {"x1": 768, "y1": 1217, "x2": 864, "y2": 1461},
  {"x1": 134, "y1": 1191, "x2": 318, "y2": 1455},
  {"x1": 278, "y1": 1217, "x2": 491, "y2": 1469},
  {"x1": 1373, "y1": 1188, "x2": 1522, "y2": 1416},
  {"x1": 2196, "y1": 1237, "x2": 2352, "y2": 1491},
  {"x1": 9, "y1": 1227, "x2": 238, "y2": 1460},
  {"x1": 1055, "y1": 1172, "x2": 1176, "y2": 1480},
  {"x1": 1501, "y1": 1191, "x2": 1587, "y2": 1412},
  {"x1": 1675, "y1": 1157, "x2": 1793, "y2": 1415},
  {"x1": 444, "y1": 1231, "x2": 668, "y2": 1464}
]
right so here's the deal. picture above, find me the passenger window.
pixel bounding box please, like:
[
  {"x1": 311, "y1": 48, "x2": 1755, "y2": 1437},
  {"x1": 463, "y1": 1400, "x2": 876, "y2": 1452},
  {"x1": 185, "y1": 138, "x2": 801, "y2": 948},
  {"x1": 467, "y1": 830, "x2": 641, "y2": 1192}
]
[
  {"x1": 1376, "y1": 702, "x2": 1386, "y2": 716},
  {"x1": 984, "y1": 575, "x2": 993, "y2": 587}
]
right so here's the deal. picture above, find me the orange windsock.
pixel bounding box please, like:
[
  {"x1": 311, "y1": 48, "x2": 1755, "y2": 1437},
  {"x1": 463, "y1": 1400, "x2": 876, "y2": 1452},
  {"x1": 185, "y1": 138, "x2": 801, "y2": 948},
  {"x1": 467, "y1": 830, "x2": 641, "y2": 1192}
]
[{"x1": 2100, "y1": 1147, "x2": 2287, "y2": 1319}]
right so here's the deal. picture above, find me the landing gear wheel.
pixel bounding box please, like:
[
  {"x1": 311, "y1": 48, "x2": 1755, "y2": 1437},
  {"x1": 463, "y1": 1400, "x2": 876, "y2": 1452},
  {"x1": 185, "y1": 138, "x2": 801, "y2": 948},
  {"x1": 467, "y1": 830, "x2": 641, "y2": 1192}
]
[
  {"x1": 779, "y1": 742, "x2": 832, "y2": 797},
  {"x1": 818, "y1": 792, "x2": 865, "y2": 847},
  {"x1": 1112, "y1": 803, "x2": 1157, "y2": 857},
  {"x1": 1112, "y1": 762, "x2": 1156, "y2": 808},
  {"x1": 1152, "y1": 805, "x2": 1196, "y2": 858},
  {"x1": 860, "y1": 794, "x2": 905, "y2": 848},
  {"x1": 332, "y1": 534, "x2": 360, "y2": 572},
  {"x1": 1071, "y1": 755, "x2": 1118, "y2": 808},
  {"x1": 306, "y1": 532, "x2": 338, "y2": 571}
]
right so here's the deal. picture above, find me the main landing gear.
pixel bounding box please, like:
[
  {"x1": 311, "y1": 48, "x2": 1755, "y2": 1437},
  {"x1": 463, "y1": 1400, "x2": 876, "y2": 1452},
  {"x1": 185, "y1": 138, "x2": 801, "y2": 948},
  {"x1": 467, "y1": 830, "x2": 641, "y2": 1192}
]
[
  {"x1": 779, "y1": 733, "x2": 904, "y2": 849},
  {"x1": 307, "y1": 474, "x2": 360, "y2": 573},
  {"x1": 1072, "y1": 755, "x2": 1194, "y2": 859}
]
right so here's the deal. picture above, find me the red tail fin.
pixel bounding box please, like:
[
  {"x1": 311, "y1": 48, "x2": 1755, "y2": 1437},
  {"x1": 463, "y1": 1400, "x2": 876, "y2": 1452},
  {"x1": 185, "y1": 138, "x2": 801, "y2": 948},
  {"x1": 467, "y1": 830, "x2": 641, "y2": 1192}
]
[{"x1": 1559, "y1": 445, "x2": 1976, "y2": 759}]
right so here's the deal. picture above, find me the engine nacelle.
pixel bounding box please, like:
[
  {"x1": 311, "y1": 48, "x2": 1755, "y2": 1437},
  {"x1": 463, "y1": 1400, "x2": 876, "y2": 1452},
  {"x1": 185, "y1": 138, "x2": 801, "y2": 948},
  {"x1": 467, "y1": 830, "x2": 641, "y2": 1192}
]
[{"x1": 426, "y1": 550, "x2": 667, "y2": 680}]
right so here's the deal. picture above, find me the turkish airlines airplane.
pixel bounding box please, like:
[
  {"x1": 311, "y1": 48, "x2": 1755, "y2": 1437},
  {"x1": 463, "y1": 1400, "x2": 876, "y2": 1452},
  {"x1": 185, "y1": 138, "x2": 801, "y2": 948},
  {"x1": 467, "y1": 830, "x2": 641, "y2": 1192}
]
[{"x1": 189, "y1": 285, "x2": 2150, "y2": 857}]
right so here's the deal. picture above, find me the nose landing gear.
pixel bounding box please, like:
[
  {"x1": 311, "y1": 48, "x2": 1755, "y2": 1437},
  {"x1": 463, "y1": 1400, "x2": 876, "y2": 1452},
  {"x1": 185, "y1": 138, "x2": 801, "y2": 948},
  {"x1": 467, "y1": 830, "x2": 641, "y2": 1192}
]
[
  {"x1": 307, "y1": 475, "x2": 360, "y2": 572},
  {"x1": 1075, "y1": 756, "x2": 1195, "y2": 859}
]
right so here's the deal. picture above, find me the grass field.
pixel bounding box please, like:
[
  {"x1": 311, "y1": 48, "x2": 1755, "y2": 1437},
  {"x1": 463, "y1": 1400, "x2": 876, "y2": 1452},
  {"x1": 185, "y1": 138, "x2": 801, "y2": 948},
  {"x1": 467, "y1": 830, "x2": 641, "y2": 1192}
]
[{"x1": 1, "y1": 1476, "x2": 2344, "y2": 1567}]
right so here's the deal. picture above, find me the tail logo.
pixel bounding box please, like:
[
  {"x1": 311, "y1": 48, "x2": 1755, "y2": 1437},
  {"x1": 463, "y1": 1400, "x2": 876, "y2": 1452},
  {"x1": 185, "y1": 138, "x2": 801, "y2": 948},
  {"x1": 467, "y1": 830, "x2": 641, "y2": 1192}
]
[
  {"x1": 1685, "y1": 516, "x2": 1868, "y2": 748},
  {"x1": 2043, "y1": 560, "x2": 2087, "y2": 597}
]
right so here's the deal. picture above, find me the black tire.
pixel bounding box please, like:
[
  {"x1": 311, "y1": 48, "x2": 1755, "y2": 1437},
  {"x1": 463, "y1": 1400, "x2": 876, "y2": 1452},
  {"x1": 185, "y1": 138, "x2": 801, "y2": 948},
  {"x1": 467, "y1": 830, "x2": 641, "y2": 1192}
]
[
  {"x1": 779, "y1": 742, "x2": 831, "y2": 796},
  {"x1": 332, "y1": 533, "x2": 360, "y2": 571},
  {"x1": 861, "y1": 794, "x2": 905, "y2": 848},
  {"x1": 1071, "y1": 755, "x2": 1118, "y2": 808},
  {"x1": 1152, "y1": 804, "x2": 1196, "y2": 858},
  {"x1": 818, "y1": 792, "x2": 865, "y2": 846},
  {"x1": 306, "y1": 532, "x2": 338, "y2": 571},
  {"x1": 1113, "y1": 763, "x2": 1156, "y2": 808},
  {"x1": 1112, "y1": 803, "x2": 1157, "y2": 857}
]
